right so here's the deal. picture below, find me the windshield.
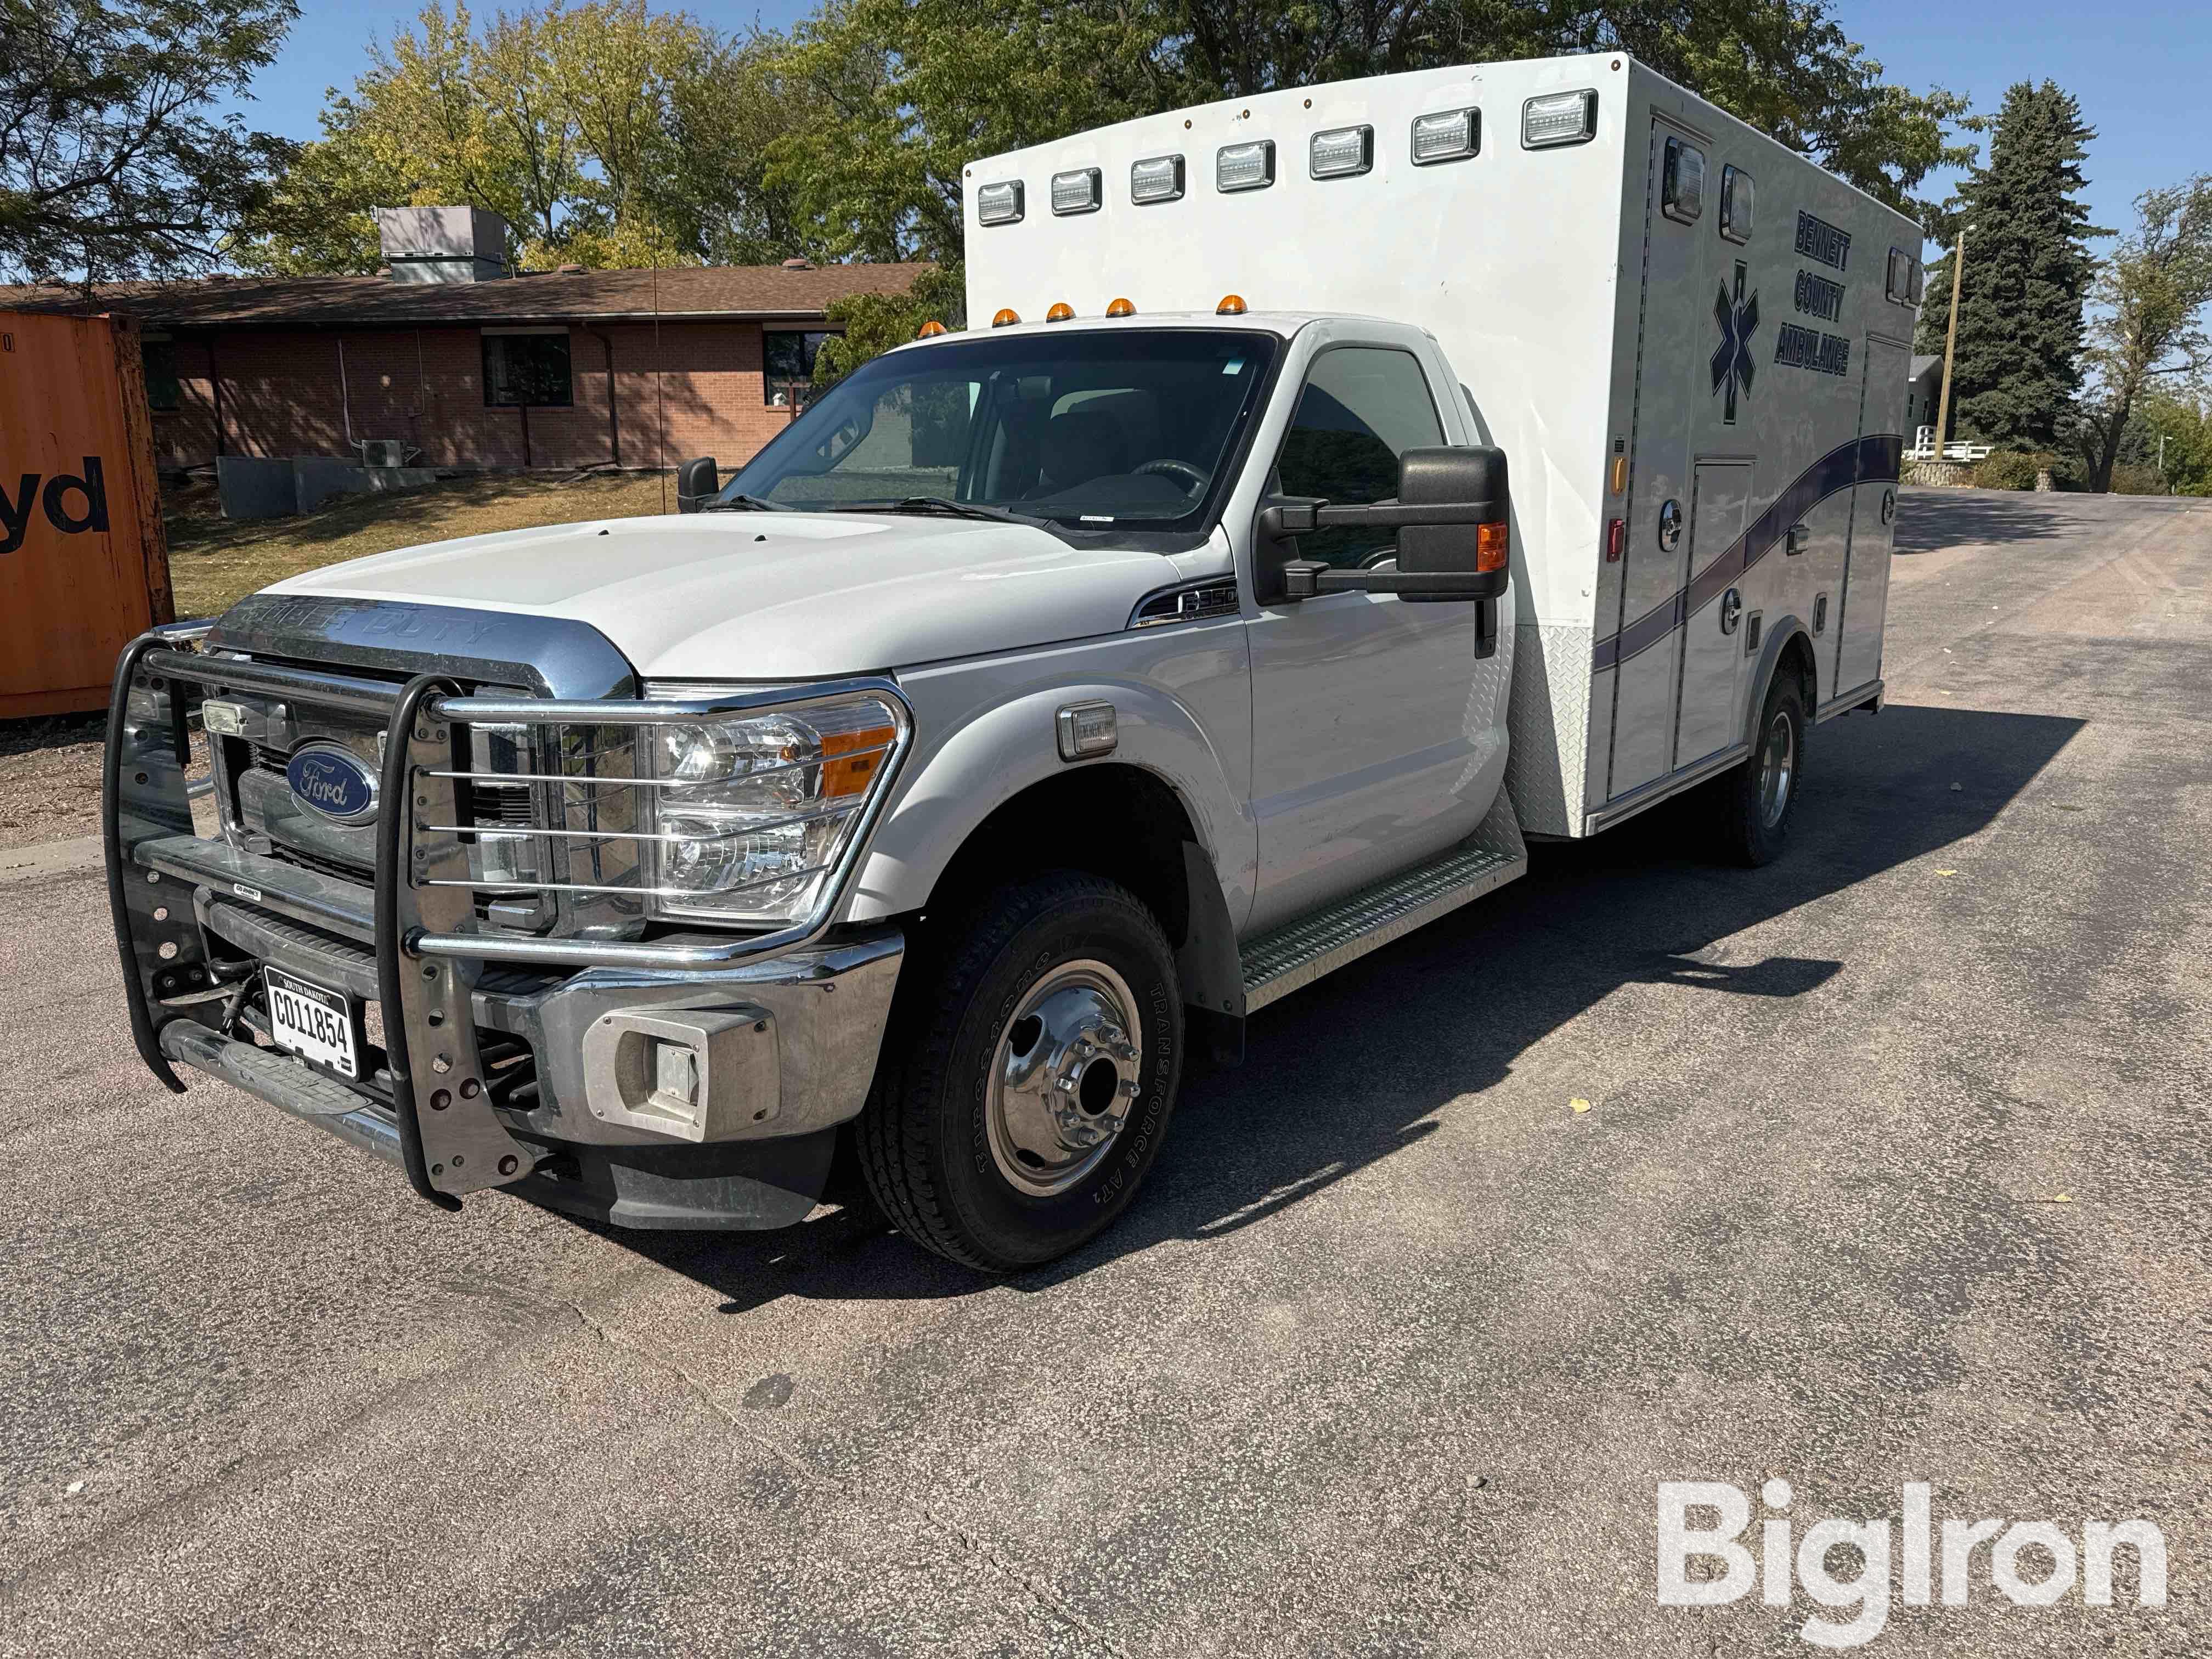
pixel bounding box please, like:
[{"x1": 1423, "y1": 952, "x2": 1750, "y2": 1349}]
[{"x1": 719, "y1": 328, "x2": 1280, "y2": 532}]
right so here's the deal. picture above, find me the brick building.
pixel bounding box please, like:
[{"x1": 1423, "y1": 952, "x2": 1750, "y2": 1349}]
[{"x1": 1, "y1": 250, "x2": 926, "y2": 478}]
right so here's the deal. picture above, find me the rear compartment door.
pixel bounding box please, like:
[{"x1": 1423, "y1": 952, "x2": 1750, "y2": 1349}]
[
  {"x1": 1835, "y1": 336, "x2": 1909, "y2": 697},
  {"x1": 1672, "y1": 460, "x2": 1753, "y2": 765}
]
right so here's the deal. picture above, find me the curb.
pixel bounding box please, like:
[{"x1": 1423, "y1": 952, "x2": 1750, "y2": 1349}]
[{"x1": 0, "y1": 834, "x2": 104, "y2": 885}]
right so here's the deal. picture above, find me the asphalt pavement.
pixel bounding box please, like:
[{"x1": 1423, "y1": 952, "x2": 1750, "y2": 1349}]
[{"x1": 2, "y1": 488, "x2": 2208, "y2": 1656}]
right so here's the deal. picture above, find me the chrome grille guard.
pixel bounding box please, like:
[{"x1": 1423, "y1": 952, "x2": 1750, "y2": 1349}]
[{"x1": 102, "y1": 622, "x2": 913, "y2": 1211}]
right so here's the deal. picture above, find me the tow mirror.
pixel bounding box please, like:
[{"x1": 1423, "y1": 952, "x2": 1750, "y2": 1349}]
[
  {"x1": 675, "y1": 455, "x2": 719, "y2": 514},
  {"x1": 1257, "y1": 445, "x2": 1510, "y2": 603}
]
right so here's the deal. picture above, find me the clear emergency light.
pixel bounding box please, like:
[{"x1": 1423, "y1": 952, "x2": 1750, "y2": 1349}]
[
  {"x1": 976, "y1": 180, "x2": 1024, "y2": 225},
  {"x1": 1719, "y1": 165, "x2": 1754, "y2": 243},
  {"x1": 1410, "y1": 108, "x2": 1480, "y2": 166},
  {"x1": 1130, "y1": 154, "x2": 1185, "y2": 204},
  {"x1": 1661, "y1": 137, "x2": 1706, "y2": 223},
  {"x1": 1051, "y1": 168, "x2": 1102, "y2": 216},
  {"x1": 1309, "y1": 125, "x2": 1374, "y2": 179},
  {"x1": 1216, "y1": 140, "x2": 1276, "y2": 193},
  {"x1": 1521, "y1": 89, "x2": 1598, "y2": 149}
]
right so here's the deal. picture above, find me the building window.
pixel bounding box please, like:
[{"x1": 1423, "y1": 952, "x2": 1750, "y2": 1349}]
[
  {"x1": 142, "y1": 339, "x2": 180, "y2": 411},
  {"x1": 764, "y1": 330, "x2": 835, "y2": 404},
  {"x1": 483, "y1": 330, "x2": 573, "y2": 407}
]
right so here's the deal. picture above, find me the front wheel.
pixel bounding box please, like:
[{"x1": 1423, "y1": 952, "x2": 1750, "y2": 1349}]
[
  {"x1": 1713, "y1": 674, "x2": 1805, "y2": 867},
  {"x1": 855, "y1": 872, "x2": 1184, "y2": 1271}
]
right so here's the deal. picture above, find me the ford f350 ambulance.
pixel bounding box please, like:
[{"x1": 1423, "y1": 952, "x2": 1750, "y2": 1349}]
[{"x1": 103, "y1": 54, "x2": 1921, "y2": 1269}]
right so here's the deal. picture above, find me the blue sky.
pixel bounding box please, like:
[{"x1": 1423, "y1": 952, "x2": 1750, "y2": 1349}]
[{"x1": 230, "y1": 1, "x2": 2199, "y2": 253}]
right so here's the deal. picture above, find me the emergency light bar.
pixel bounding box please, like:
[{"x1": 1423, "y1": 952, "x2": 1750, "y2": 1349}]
[
  {"x1": 975, "y1": 180, "x2": 1024, "y2": 225},
  {"x1": 1130, "y1": 154, "x2": 1186, "y2": 204},
  {"x1": 1521, "y1": 89, "x2": 1598, "y2": 148},
  {"x1": 1310, "y1": 125, "x2": 1374, "y2": 179},
  {"x1": 1051, "y1": 167, "x2": 1102, "y2": 216},
  {"x1": 1410, "y1": 108, "x2": 1480, "y2": 166},
  {"x1": 1216, "y1": 140, "x2": 1276, "y2": 193}
]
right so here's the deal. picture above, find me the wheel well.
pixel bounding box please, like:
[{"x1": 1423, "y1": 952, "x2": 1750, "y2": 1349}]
[
  {"x1": 1778, "y1": 628, "x2": 1818, "y2": 712},
  {"x1": 923, "y1": 763, "x2": 1196, "y2": 949}
]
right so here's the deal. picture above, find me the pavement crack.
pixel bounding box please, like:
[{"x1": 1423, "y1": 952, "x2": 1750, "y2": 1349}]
[{"x1": 566, "y1": 1300, "x2": 1136, "y2": 1658}]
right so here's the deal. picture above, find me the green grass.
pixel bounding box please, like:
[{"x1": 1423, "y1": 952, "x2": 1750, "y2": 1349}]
[{"x1": 165, "y1": 471, "x2": 676, "y2": 618}]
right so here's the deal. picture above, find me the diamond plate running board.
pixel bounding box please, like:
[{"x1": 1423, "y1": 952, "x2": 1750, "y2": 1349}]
[{"x1": 1239, "y1": 794, "x2": 1527, "y2": 1014}]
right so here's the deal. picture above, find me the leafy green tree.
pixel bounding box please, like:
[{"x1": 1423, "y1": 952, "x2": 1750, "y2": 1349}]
[
  {"x1": 239, "y1": 0, "x2": 714, "y2": 273},
  {"x1": 2068, "y1": 177, "x2": 2212, "y2": 492},
  {"x1": 2131, "y1": 393, "x2": 2212, "y2": 495},
  {"x1": 1913, "y1": 81, "x2": 2100, "y2": 449},
  {"x1": 811, "y1": 261, "x2": 966, "y2": 385},
  {"x1": 0, "y1": 0, "x2": 299, "y2": 284}
]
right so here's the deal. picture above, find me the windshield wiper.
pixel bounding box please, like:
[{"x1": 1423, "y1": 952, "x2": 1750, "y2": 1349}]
[
  {"x1": 830, "y1": 496, "x2": 1033, "y2": 524},
  {"x1": 703, "y1": 492, "x2": 783, "y2": 512}
]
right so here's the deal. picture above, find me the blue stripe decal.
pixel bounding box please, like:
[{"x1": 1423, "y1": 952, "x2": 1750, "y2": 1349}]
[{"x1": 1593, "y1": 433, "x2": 1903, "y2": 672}]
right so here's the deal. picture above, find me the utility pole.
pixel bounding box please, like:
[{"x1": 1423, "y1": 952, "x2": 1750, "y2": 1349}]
[{"x1": 1929, "y1": 226, "x2": 1966, "y2": 462}]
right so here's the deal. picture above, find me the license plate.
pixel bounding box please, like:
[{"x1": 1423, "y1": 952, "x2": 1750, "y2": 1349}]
[{"x1": 263, "y1": 967, "x2": 361, "y2": 1080}]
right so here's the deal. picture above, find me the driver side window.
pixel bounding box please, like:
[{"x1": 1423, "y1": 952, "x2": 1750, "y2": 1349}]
[{"x1": 1275, "y1": 347, "x2": 1444, "y2": 568}]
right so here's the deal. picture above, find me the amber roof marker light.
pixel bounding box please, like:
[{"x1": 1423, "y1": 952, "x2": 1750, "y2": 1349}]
[
  {"x1": 1106, "y1": 297, "x2": 1136, "y2": 318},
  {"x1": 992, "y1": 308, "x2": 1020, "y2": 327},
  {"x1": 1216, "y1": 294, "x2": 1248, "y2": 315},
  {"x1": 1046, "y1": 302, "x2": 1076, "y2": 323},
  {"x1": 915, "y1": 319, "x2": 947, "y2": 338}
]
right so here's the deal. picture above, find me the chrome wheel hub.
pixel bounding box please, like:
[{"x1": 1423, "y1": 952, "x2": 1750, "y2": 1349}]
[
  {"x1": 986, "y1": 960, "x2": 1144, "y2": 1197},
  {"x1": 1758, "y1": 709, "x2": 1796, "y2": 829}
]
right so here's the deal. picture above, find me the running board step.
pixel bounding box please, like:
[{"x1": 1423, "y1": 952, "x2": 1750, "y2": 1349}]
[{"x1": 1238, "y1": 798, "x2": 1527, "y2": 1014}]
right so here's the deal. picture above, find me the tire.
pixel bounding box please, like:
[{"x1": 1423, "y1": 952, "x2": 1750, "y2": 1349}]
[
  {"x1": 856, "y1": 872, "x2": 1184, "y2": 1272},
  {"x1": 1714, "y1": 673, "x2": 1806, "y2": 867}
]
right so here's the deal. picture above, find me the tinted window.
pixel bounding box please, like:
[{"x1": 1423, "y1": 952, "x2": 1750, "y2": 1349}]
[
  {"x1": 483, "y1": 332, "x2": 572, "y2": 407},
  {"x1": 725, "y1": 328, "x2": 1279, "y2": 533},
  {"x1": 764, "y1": 330, "x2": 835, "y2": 403},
  {"x1": 142, "y1": 340, "x2": 180, "y2": 411},
  {"x1": 1274, "y1": 347, "x2": 1443, "y2": 566}
]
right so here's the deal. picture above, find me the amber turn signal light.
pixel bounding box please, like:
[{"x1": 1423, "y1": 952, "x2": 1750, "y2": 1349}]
[{"x1": 1477, "y1": 522, "x2": 1509, "y2": 574}]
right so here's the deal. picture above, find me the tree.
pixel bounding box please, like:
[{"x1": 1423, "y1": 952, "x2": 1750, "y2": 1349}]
[
  {"x1": 763, "y1": 0, "x2": 1972, "y2": 268},
  {"x1": 2069, "y1": 177, "x2": 2212, "y2": 493},
  {"x1": 238, "y1": 1, "x2": 719, "y2": 274},
  {"x1": 1912, "y1": 81, "x2": 2100, "y2": 449},
  {"x1": 0, "y1": 0, "x2": 298, "y2": 285},
  {"x1": 811, "y1": 261, "x2": 965, "y2": 386},
  {"x1": 2131, "y1": 393, "x2": 2212, "y2": 496}
]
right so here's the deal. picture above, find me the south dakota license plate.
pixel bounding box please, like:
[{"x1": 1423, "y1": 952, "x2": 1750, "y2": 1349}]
[{"x1": 262, "y1": 966, "x2": 361, "y2": 1080}]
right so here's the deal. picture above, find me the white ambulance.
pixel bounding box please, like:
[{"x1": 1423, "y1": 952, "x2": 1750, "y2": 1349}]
[{"x1": 104, "y1": 54, "x2": 1921, "y2": 1270}]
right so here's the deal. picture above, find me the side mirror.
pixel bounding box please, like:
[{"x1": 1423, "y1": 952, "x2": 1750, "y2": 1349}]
[
  {"x1": 675, "y1": 455, "x2": 719, "y2": 514},
  {"x1": 1258, "y1": 445, "x2": 1510, "y2": 603}
]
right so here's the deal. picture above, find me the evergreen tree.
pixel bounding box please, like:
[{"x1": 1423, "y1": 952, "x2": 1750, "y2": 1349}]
[{"x1": 1915, "y1": 81, "x2": 2101, "y2": 449}]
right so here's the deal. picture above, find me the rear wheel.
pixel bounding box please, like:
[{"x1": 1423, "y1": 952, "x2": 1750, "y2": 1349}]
[
  {"x1": 856, "y1": 872, "x2": 1183, "y2": 1271},
  {"x1": 1714, "y1": 673, "x2": 1805, "y2": 867}
]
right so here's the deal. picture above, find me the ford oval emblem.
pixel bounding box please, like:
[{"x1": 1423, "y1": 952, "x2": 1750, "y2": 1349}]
[{"x1": 286, "y1": 743, "x2": 380, "y2": 826}]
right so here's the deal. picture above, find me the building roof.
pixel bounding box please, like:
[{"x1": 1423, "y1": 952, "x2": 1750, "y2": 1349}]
[
  {"x1": 0, "y1": 262, "x2": 928, "y2": 329},
  {"x1": 1910, "y1": 353, "x2": 1942, "y2": 382}
]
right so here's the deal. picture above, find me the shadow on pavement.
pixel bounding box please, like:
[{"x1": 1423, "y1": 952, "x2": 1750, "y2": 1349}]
[
  {"x1": 1893, "y1": 489, "x2": 2073, "y2": 556},
  {"x1": 614, "y1": 701, "x2": 2086, "y2": 1312}
]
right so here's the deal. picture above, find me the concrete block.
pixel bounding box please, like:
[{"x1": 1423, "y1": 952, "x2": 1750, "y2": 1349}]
[{"x1": 216, "y1": 455, "x2": 297, "y2": 520}]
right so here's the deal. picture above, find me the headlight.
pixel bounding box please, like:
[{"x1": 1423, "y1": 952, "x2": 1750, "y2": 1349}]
[{"x1": 642, "y1": 690, "x2": 905, "y2": 926}]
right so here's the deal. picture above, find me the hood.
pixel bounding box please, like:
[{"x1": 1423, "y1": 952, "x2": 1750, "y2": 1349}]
[{"x1": 263, "y1": 510, "x2": 1184, "y2": 680}]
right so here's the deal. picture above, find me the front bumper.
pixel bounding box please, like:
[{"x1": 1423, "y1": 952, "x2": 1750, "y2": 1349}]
[{"x1": 103, "y1": 625, "x2": 905, "y2": 1229}]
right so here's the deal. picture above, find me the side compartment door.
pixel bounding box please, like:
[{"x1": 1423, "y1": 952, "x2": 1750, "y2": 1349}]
[
  {"x1": 1836, "y1": 336, "x2": 1909, "y2": 696},
  {"x1": 1244, "y1": 344, "x2": 1488, "y2": 934},
  {"x1": 1671, "y1": 460, "x2": 1754, "y2": 766}
]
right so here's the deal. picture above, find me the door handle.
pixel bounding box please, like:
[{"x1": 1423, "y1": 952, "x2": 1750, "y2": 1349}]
[{"x1": 1719, "y1": 588, "x2": 1743, "y2": 634}]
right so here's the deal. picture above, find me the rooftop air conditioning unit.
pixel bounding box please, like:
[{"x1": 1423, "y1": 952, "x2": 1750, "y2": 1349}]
[{"x1": 360, "y1": 439, "x2": 406, "y2": 469}]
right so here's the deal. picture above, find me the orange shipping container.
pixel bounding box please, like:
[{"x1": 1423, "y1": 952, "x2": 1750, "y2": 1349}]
[{"x1": 0, "y1": 309, "x2": 173, "y2": 717}]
